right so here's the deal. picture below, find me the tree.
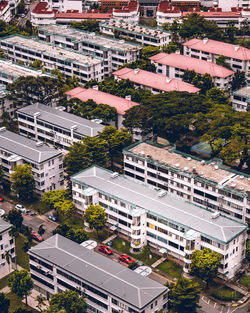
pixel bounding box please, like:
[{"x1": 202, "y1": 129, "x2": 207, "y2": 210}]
[
  {"x1": 8, "y1": 269, "x2": 33, "y2": 305},
  {"x1": 98, "y1": 125, "x2": 133, "y2": 169},
  {"x1": 10, "y1": 164, "x2": 35, "y2": 201},
  {"x1": 190, "y1": 73, "x2": 214, "y2": 94},
  {"x1": 22, "y1": 225, "x2": 33, "y2": 243},
  {"x1": 190, "y1": 248, "x2": 222, "y2": 287},
  {"x1": 47, "y1": 290, "x2": 87, "y2": 313},
  {"x1": 3, "y1": 250, "x2": 12, "y2": 272},
  {"x1": 41, "y1": 189, "x2": 68, "y2": 210},
  {"x1": 206, "y1": 87, "x2": 230, "y2": 105},
  {"x1": 38, "y1": 224, "x2": 45, "y2": 236},
  {"x1": 30, "y1": 59, "x2": 43, "y2": 70},
  {"x1": 170, "y1": 277, "x2": 201, "y2": 313},
  {"x1": 53, "y1": 224, "x2": 89, "y2": 243},
  {"x1": 7, "y1": 209, "x2": 23, "y2": 231},
  {"x1": 231, "y1": 70, "x2": 246, "y2": 91},
  {"x1": 246, "y1": 240, "x2": 250, "y2": 261},
  {"x1": 36, "y1": 294, "x2": 46, "y2": 312},
  {"x1": 162, "y1": 43, "x2": 179, "y2": 54},
  {"x1": 7, "y1": 76, "x2": 60, "y2": 109},
  {"x1": 0, "y1": 164, "x2": 4, "y2": 183},
  {"x1": 141, "y1": 46, "x2": 160, "y2": 59},
  {"x1": 71, "y1": 19, "x2": 99, "y2": 32},
  {"x1": 11, "y1": 308, "x2": 32, "y2": 313},
  {"x1": 22, "y1": 240, "x2": 31, "y2": 253},
  {"x1": 140, "y1": 245, "x2": 151, "y2": 261},
  {"x1": 54, "y1": 200, "x2": 76, "y2": 218},
  {"x1": 0, "y1": 48, "x2": 6, "y2": 59},
  {"x1": 84, "y1": 204, "x2": 107, "y2": 237},
  {"x1": 16, "y1": 0, "x2": 25, "y2": 14},
  {"x1": 0, "y1": 292, "x2": 10, "y2": 313},
  {"x1": 216, "y1": 55, "x2": 231, "y2": 70}
]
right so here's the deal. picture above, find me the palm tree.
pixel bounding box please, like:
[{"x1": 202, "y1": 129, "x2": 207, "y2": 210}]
[{"x1": 3, "y1": 250, "x2": 12, "y2": 273}]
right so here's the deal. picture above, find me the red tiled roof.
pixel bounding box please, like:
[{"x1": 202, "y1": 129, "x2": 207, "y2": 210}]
[
  {"x1": 150, "y1": 53, "x2": 234, "y2": 78},
  {"x1": 157, "y1": 1, "x2": 181, "y2": 13},
  {"x1": 55, "y1": 12, "x2": 112, "y2": 19},
  {"x1": 113, "y1": 68, "x2": 200, "y2": 93},
  {"x1": 113, "y1": 0, "x2": 138, "y2": 13},
  {"x1": 32, "y1": 2, "x2": 54, "y2": 14},
  {"x1": 183, "y1": 38, "x2": 250, "y2": 60},
  {"x1": 0, "y1": 1, "x2": 8, "y2": 12},
  {"x1": 65, "y1": 87, "x2": 139, "y2": 115},
  {"x1": 182, "y1": 10, "x2": 242, "y2": 18}
]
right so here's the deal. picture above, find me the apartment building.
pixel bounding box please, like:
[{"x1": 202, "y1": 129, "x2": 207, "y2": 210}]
[
  {"x1": 65, "y1": 86, "x2": 139, "y2": 130},
  {"x1": 113, "y1": 67, "x2": 200, "y2": 94},
  {"x1": 29, "y1": 234, "x2": 169, "y2": 312},
  {"x1": 183, "y1": 38, "x2": 250, "y2": 73},
  {"x1": 17, "y1": 104, "x2": 104, "y2": 151},
  {"x1": 0, "y1": 59, "x2": 52, "y2": 117},
  {"x1": 0, "y1": 35, "x2": 103, "y2": 84},
  {"x1": 123, "y1": 141, "x2": 250, "y2": 224},
  {"x1": 232, "y1": 85, "x2": 250, "y2": 111},
  {"x1": 71, "y1": 166, "x2": 247, "y2": 279},
  {"x1": 112, "y1": 1, "x2": 140, "y2": 23},
  {"x1": 217, "y1": 0, "x2": 250, "y2": 11},
  {"x1": 100, "y1": 20, "x2": 171, "y2": 47},
  {"x1": 37, "y1": 25, "x2": 141, "y2": 75},
  {"x1": 0, "y1": 218, "x2": 15, "y2": 274},
  {"x1": 150, "y1": 52, "x2": 234, "y2": 90},
  {"x1": 0, "y1": 128, "x2": 63, "y2": 195}
]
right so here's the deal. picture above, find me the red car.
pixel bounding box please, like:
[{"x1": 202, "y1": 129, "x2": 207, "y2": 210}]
[
  {"x1": 31, "y1": 232, "x2": 43, "y2": 242},
  {"x1": 98, "y1": 245, "x2": 112, "y2": 255},
  {"x1": 0, "y1": 197, "x2": 4, "y2": 202},
  {"x1": 119, "y1": 254, "x2": 134, "y2": 264}
]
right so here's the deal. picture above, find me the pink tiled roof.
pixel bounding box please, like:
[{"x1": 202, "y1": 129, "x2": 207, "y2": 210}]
[
  {"x1": 32, "y1": 2, "x2": 54, "y2": 14},
  {"x1": 113, "y1": 68, "x2": 200, "y2": 93},
  {"x1": 182, "y1": 10, "x2": 242, "y2": 18},
  {"x1": 65, "y1": 87, "x2": 139, "y2": 115},
  {"x1": 157, "y1": 1, "x2": 181, "y2": 13},
  {"x1": 55, "y1": 12, "x2": 112, "y2": 19},
  {"x1": 113, "y1": 0, "x2": 138, "y2": 12},
  {"x1": 150, "y1": 53, "x2": 234, "y2": 78},
  {"x1": 0, "y1": 1, "x2": 8, "y2": 12},
  {"x1": 183, "y1": 38, "x2": 250, "y2": 61}
]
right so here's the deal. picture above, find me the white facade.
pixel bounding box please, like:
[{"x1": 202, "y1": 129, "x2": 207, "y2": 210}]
[
  {"x1": 0, "y1": 35, "x2": 103, "y2": 84},
  {"x1": 100, "y1": 20, "x2": 171, "y2": 47},
  {"x1": 71, "y1": 166, "x2": 247, "y2": 279},
  {"x1": 217, "y1": 0, "x2": 250, "y2": 11},
  {"x1": 112, "y1": 1, "x2": 140, "y2": 23},
  {"x1": 0, "y1": 218, "x2": 15, "y2": 274},
  {"x1": 0, "y1": 128, "x2": 63, "y2": 195},
  {"x1": 232, "y1": 85, "x2": 250, "y2": 111},
  {"x1": 46, "y1": 0, "x2": 83, "y2": 12},
  {"x1": 123, "y1": 141, "x2": 250, "y2": 224},
  {"x1": 183, "y1": 38, "x2": 250, "y2": 74},
  {"x1": 17, "y1": 104, "x2": 104, "y2": 151},
  {"x1": 29, "y1": 234, "x2": 168, "y2": 311},
  {"x1": 38, "y1": 25, "x2": 141, "y2": 75}
]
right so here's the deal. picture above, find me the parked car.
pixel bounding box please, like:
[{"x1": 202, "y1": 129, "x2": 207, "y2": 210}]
[
  {"x1": 119, "y1": 254, "x2": 134, "y2": 264},
  {"x1": 98, "y1": 245, "x2": 112, "y2": 255},
  {"x1": 31, "y1": 232, "x2": 43, "y2": 242},
  {"x1": 15, "y1": 204, "x2": 26, "y2": 213},
  {"x1": 0, "y1": 196, "x2": 4, "y2": 202},
  {"x1": 48, "y1": 215, "x2": 57, "y2": 222},
  {"x1": 107, "y1": 241, "x2": 113, "y2": 247}
]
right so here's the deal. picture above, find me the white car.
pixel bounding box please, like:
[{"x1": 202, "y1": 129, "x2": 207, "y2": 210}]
[
  {"x1": 0, "y1": 209, "x2": 5, "y2": 217},
  {"x1": 15, "y1": 204, "x2": 26, "y2": 213}
]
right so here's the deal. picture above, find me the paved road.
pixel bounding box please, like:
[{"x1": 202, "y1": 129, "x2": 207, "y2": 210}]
[{"x1": 18, "y1": 0, "x2": 38, "y2": 27}]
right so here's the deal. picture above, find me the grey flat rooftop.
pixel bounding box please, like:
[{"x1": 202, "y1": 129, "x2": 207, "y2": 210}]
[
  {"x1": 29, "y1": 234, "x2": 167, "y2": 309},
  {"x1": 39, "y1": 25, "x2": 141, "y2": 52},
  {"x1": 0, "y1": 218, "x2": 11, "y2": 234},
  {"x1": 1, "y1": 36, "x2": 101, "y2": 66},
  {"x1": 0, "y1": 129, "x2": 61, "y2": 164},
  {"x1": 234, "y1": 86, "x2": 250, "y2": 98},
  {"x1": 18, "y1": 104, "x2": 104, "y2": 137},
  {"x1": 71, "y1": 166, "x2": 247, "y2": 244}
]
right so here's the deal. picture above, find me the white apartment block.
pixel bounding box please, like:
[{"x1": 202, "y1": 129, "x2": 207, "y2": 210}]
[
  {"x1": 183, "y1": 38, "x2": 250, "y2": 74},
  {"x1": 44, "y1": 0, "x2": 83, "y2": 13},
  {"x1": 17, "y1": 104, "x2": 104, "y2": 151},
  {"x1": 100, "y1": 20, "x2": 171, "y2": 47},
  {"x1": 217, "y1": 0, "x2": 250, "y2": 11},
  {"x1": 112, "y1": 1, "x2": 140, "y2": 23},
  {"x1": 0, "y1": 218, "x2": 15, "y2": 274},
  {"x1": 38, "y1": 25, "x2": 141, "y2": 75},
  {"x1": 0, "y1": 128, "x2": 63, "y2": 195},
  {"x1": 123, "y1": 141, "x2": 250, "y2": 224},
  {"x1": 0, "y1": 35, "x2": 103, "y2": 84},
  {"x1": 232, "y1": 85, "x2": 250, "y2": 111},
  {"x1": 29, "y1": 234, "x2": 169, "y2": 312},
  {"x1": 150, "y1": 52, "x2": 234, "y2": 90},
  {"x1": 71, "y1": 166, "x2": 248, "y2": 279},
  {"x1": 0, "y1": 59, "x2": 51, "y2": 117}
]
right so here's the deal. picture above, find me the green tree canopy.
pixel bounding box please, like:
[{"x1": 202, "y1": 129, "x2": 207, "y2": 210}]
[
  {"x1": 84, "y1": 204, "x2": 107, "y2": 237},
  {"x1": 71, "y1": 19, "x2": 99, "y2": 32},
  {"x1": 216, "y1": 55, "x2": 232, "y2": 70},
  {"x1": 231, "y1": 70, "x2": 246, "y2": 91},
  {"x1": 54, "y1": 200, "x2": 76, "y2": 218},
  {"x1": 190, "y1": 248, "x2": 222, "y2": 287},
  {"x1": 170, "y1": 277, "x2": 201, "y2": 313},
  {"x1": 10, "y1": 164, "x2": 35, "y2": 201},
  {"x1": 53, "y1": 224, "x2": 89, "y2": 244},
  {"x1": 41, "y1": 189, "x2": 68, "y2": 210},
  {"x1": 11, "y1": 307, "x2": 33, "y2": 313},
  {"x1": 7, "y1": 209, "x2": 23, "y2": 231},
  {"x1": 0, "y1": 291, "x2": 10, "y2": 313},
  {"x1": 47, "y1": 290, "x2": 87, "y2": 313},
  {"x1": 8, "y1": 269, "x2": 33, "y2": 305},
  {"x1": 141, "y1": 46, "x2": 161, "y2": 59}
]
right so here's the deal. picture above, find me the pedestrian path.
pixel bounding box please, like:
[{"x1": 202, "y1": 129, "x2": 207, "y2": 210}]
[
  {"x1": 151, "y1": 257, "x2": 166, "y2": 268},
  {"x1": 102, "y1": 234, "x2": 117, "y2": 244}
]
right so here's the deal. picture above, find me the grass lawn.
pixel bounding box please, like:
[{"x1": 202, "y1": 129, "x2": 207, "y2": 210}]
[
  {"x1": 16, "y1": 235, "x2": 37, "y2": 270},
  {"x1": 89, "y1": 229, "x2": 110, "y2": 243},
  {"x1": 0, "y1": 273, "x2": 11, "y2": 290},
  {"x1": 238, "y1": 275, "x2": 250, "y2": 290},
  {"x1": 210, "y1": 285, "x2": 243, "y2": 302},
  {"x1": 111, "y1": 237, "x2": 160, "y2": 266},
  {"x1": 156, "y1": 259, "x2": 183, "y2": 279},
  {"x1": 29, "y1": 201, "x2": 50, "y2": 215},
  {"x1": 60, "y1": 215, "x2": 85, "y2": 228},
  {"x1": 6, "y1": 292, "x2": 38, "y2": 312}
]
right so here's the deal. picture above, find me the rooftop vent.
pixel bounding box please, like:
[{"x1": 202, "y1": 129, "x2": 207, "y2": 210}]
[
  {"x1": 211, "y1": 212, "x2": 220, "y2": 219},
  {"x1": 111, "y1": 172, "x2": 119, "y2": 179},
  {"x1": 201, "y1": 160, "x2": 205, "y2": 165},
  {"x1": 125, "y1": 95, "x2": 131, "y2": 101},
  {"x1": 134, "y1": 68, "x2": 139, "y2": 75},
  {"x1": 175, "y1": 163, "x2": 180, "y2": 168},
  {"x1": 184, "y1": 167, "x2": 189, "y2": 171},
  {"x1": 140, "y1": 151, "x2": 145, "y2": 156},
  {"x1": 36, "y1": 141, "x2": 43, "y2": 147},
  {"x1": 71, "y1": 125, "x2": 77, "y2": 131},
  {"x1": 231, "y1": 183, "x2": 236, "y2": 187},
  {"x1": 187, "y1": 157, "x2": 191, "y2": 161},
  {"x1": 0, "y1": 127, "x2": 6, "y2": 132},
  {"x1": 91, "y1": 119, "x2": 102, "y2": 124},
  {"x1": 92, "y1": 85, "x2": 98, "y2": 91},
  {"x1": 235, "y1": 45, "x2": 239, "y2": 51},
  {"x1": 55, "y1": 106, "x2": 65, "y2": 111},
  {"x1": 203, "y1": 37, "x2": 208, "y2": 44},
  {"x1": 158, "y1": 190, "x2": 167, "y2": 197},
  {"x1": 166, "y1": 78, "x2": 172, "y2": 84},
  {"x1": 200, "y1": 172, "x2": 204, "y2": 176},
  {"x1": 239, "y1": 186, "x2": 244, "y2": 191},
  {"x1": 34, "y1": 111, "x2": 41, "y2": 117},
  {"x1": 214, "y1": 165, "x2": 219, "y2": 170},
  {"x1": 239, "y1": 175, "x2": 244, "y2": 179}
]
